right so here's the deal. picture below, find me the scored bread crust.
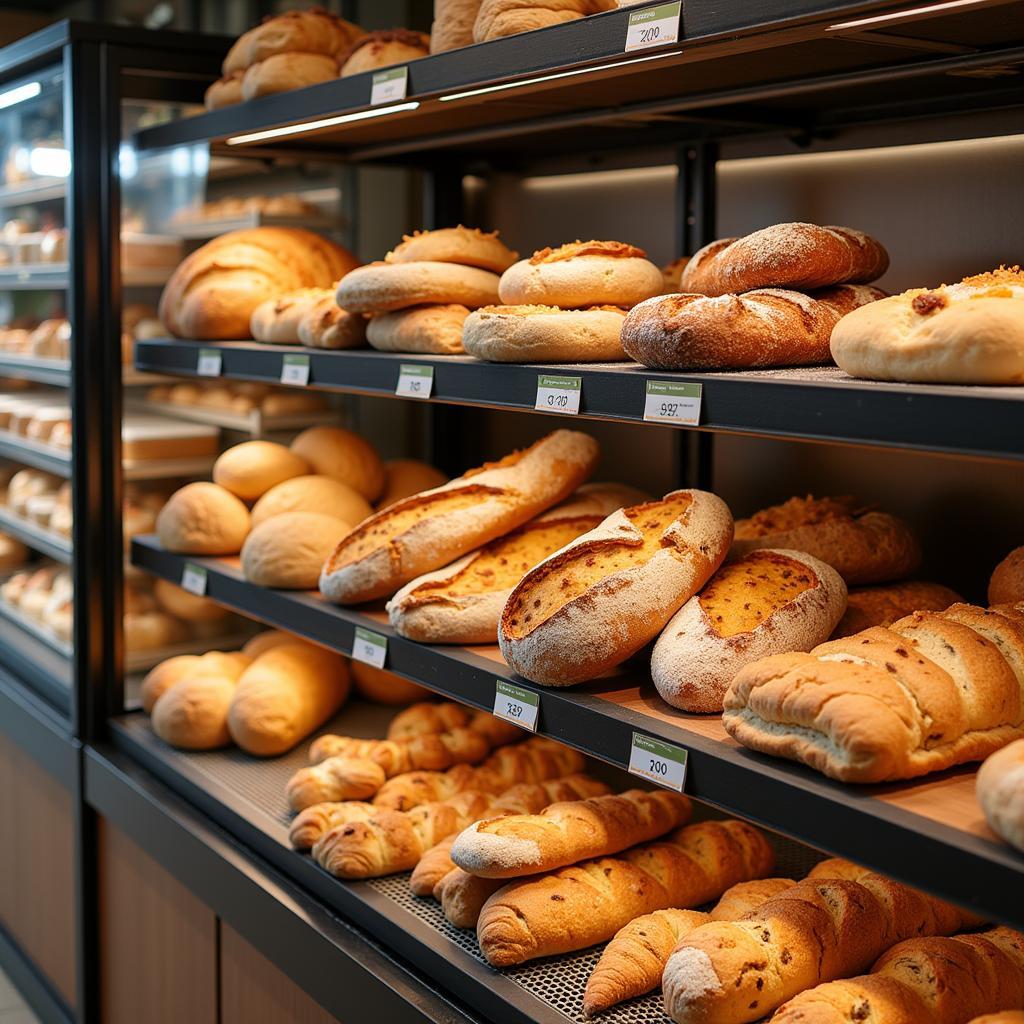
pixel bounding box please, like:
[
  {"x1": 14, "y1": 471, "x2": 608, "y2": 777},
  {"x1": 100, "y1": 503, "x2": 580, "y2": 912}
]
[
  {"x1": 463, "y1": 304, "x2": 628, "y2": 363},
  {"x1": 385, "y1": 227, "x2": 518, "y2": 273},
  {"x1": 366, "y1": 304, "x2": 469, "y2": 355},
  {"x1": 977, "y1": 737, "x2": 1024, "y2": 852},
  {"x1": 320, "y1": 429, "x2": 600, "y2": 605},
  {"x1": 240, "y1": 52, "x2": 339, "y2": 102},
  {"x1": 336, "y1": 261, "x2": 500, "y2": 314},
  {"x1": 499, "y1": 489, "x2": 733, "y2": 687},
  {"x1": 651, "y1": 548, "x2": 847, "y2": 713},
  {"x1": 250, "y1": 287, "x2": 333, "y2": 343},
  {"x1": 297, "y1": 295, "x2": 367, "y2": 350},
  {"x1": 223, "y1": 9, "x2": 362, "y2": 74}
]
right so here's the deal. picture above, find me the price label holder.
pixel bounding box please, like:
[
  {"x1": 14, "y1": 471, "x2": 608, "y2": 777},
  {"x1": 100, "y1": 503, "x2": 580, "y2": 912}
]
[
  {"x1": 396, "y1": 363, "x2": 434, "y2": 399},
  {"x1": 180, "y1": 563, "x2": 208, "y2": 596},
  {"x1": 535, "y1": 374, "x2": 582, "y2": 415},
  {"x1": 624, "y1": 1, "x2": 682, "y2": 52},
  {"x1": 280, "y1": 354, "x2": 310, "y2": 386},
  {"x1": 352, "y1": 627, "x2": 387, "y2": 669},
  {"x1": 628, "y1": 731, "x2": 688, "y2": 791},
  {"x1": 371, "y1": 66, "x2": 408, "y2": 105},
  {"x1": 643, "y1": 380, "x2": 702, "y2": 425},
  {"x1": 196, "y1": 348, "x2": 222, "y2": 377},
  {"x1": 493, "y1": 680, "x2": 540, "y2": 732}
]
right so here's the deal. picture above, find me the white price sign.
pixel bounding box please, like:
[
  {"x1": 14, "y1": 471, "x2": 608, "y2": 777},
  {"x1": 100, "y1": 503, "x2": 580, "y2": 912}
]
[
  {"x1": 180, "y1": 563, "x2": 208, "y2": 596},
  {"x1": 643, "y1": 380, "x2": 702, "y2": 425},
  {"x1": 624, "y1": 2, "x2": 681, "y2": 51},
  {"x1": 280, "y1": 354, "x2": 310, "y2": 386},
  {"x1": 493, "y1": 680, "x2": 540, "y2": 732},
  {"x1": 535, "y1": 374, "x2": 581, "y2": 415},
  {"x1": 196, "y1": 348, "x2": 222, "y2": 377},
  {"x1": 352, "y1": 626, "x2": 387, "y2": 668},
  {"x1": 628, "y1": 731, "x2": 688, "y2": 791},
  {"x1": 371, "y1": 66, "x2": 408, "y2": 105},
  {"x1": 396, "y1": 363, "x2": 434, "y2": 399}
]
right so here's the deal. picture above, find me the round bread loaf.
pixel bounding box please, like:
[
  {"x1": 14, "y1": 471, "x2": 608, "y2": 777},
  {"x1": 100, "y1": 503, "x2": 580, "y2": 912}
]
[
  {"x1": 241, "y1": 52, "x2": 339, "y2": 102},
  {"x1": 473, "y1": 0, "x2": 616, "y2": 41},
  {"x1": 351, "y1": 661, "x2": 430, "y2": 705},
  {"x1": 251, "y1": 475, "x2": 372, "y2": 529},
  {"x1": 213, "y1": 441, "x2": 310, "y2": 501},
  {"x1": 241, "y1": 511, "x2": 350, "y2": 589},
  {"x1": 156, "y1": 482, "x2": 251, "y2": 555},
  {"x1": 990, "y1": 546, "x2": 1024, "y2": 605},
  {"x1": 832, "y1": 580, "x2": 962, "y2": 638},
  {"x1": 337, "y1": 261, "x2": 500, "y2": 314},
  {"x1": 223, "y1": 9, "x2": 362, "y2": 74},
  {"x1": 250, "y1": 288, "x2": 334, "y2": 343},
  {"x1": 367, "y1": 304, "x2": 468, "y2": 354},
  {"x1": 463, "y1": 304, "x2": 627, "y2": 362},
  {"x1": 152, "y1": 675, "x2": 238, "y2": 750},
  {"x1": 242, "y1": 630, "x2": 293, "y2": 658},
  {"x1": 297, "y1": 295, "x2": 367, "y2": 349},
  {"x1": 977, "y1": 738, "x2": 1024, "y2": 852},
  {"x1": 125, "y1": 611, "x2": 188, "y2": 651},
  {"x1": 204, "y1": 71, "x2": 244, "y2": 110},
  {"x1": 498, "y1": 241, "x2": 662, "y2": 309},
  {"x1": 289, "y1": 426, "x2": 384, "y2": 501},
  {"x1": 386, "y1": 227, "x2": 518, "y2": 273},
  {"x1": 153, "y1": 578, "x2": 229, "y2": 622},
  {"x1": 377, "y1": 459, "x2": 448, "y2": 509},
  {"x1": 141, "y1": 650, "x2": 251, "y2": 714},
  {"x1": 339, "y1": 29, "x2": 430, "y2": 77}
]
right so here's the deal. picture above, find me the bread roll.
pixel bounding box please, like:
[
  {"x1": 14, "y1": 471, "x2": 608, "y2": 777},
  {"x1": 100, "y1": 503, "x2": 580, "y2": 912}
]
[
  {"x1": 241, "y1": 512, "x2": 349, "y2": 589},
  {"x1": 339, "y1": 30, "x2": 430, "y2": 77},
  {"x1": 387, "y1": 701, "x2": 472, "y2": 740},
  {"x1": 242, "y1": 630, "x2": 293, "y2": 658},
  {"x1": 386, "y1": 227, "x2": 517, "y2": 273},
  {"x1": 228, "y1": 643, "x2": 350, "y2": 756},
  {"x1": 336, "y1": 261, "x2": 500, "y2": 314},
  {"x1": 249, "y1": 288, "x2": 334, "y2": 343},
  {"x1": 351, "y1": 661, "x2": 430, "y2": 705},
  {"x1": 296, "y1": 295, "x2": 367, "y2": 349},
  {"x1": 152, "y1": 675, "x2": 238, "y2": 750},
  {"x1": 431, "y1": 0, "x2": 481, "y2": 52},
  {"x1": 473, "y1": 0, "x2": 616, "y2": 42},
  {"x1": 205, "y1": 71, "x2": 243, "y2": 110},
  {"x1": 289, "y1": 801, "x2": 378, "y2": 851},
  {"x1": 152, "y1": 578, "x2": 229, "y2": 623},
  {"x1": 213, "y1": 441, "x2": 310, "y2": 502},
  {"x1": 289, "y1": 426, "x2": 384, "y2": 502},
  {"x1": 251, "y1": 475, "x2": 372, "y2": 529},
  {"x1": 241, "y1": 52, "x2": 339, "y2": 102},
  {"x1": 142, "y1": 651, "x2": 250, "y2": 714},
  {"x1": 366, "y1": 304, "x2": 468, "y2": 355},
  {"x1": 223, "y1": 9, "x2": 362, "y2": 74},
  {"x1": 832, "y1": 580, "x2": 962, "y2": 638},
  {"x1": 977, "y1": 738, "x2": 1024, "y2": 852},
  {"x1": 156, "y1": 482, "x2": 251, "y2": 555},
  {"x1": 377, "y1": 460, "x2": 448, "y2": 509},
  {"x1": 990, "y1": 545, "x2": 1024, "y2": 604}
]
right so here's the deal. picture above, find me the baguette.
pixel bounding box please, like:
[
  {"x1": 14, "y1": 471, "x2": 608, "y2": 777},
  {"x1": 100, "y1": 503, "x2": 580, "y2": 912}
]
[
  {"x1": 500, "y1": 489, "x2": 732, "y2": 686},
  {"x1": 476, "y1": 819, "x2": 773, "y2": 967},
  {"x1": 320, "y1": 429, "x2": 600, "y2": 604},
  {"x1": 386, "y1": 701, "x2": 472, "y2": 740},
  {"x1": 289, "y1": 801, "x2": 377, "y2": 851},
  {"x1": 708, "y1": 876, "x2": 797, "y2": 919}
]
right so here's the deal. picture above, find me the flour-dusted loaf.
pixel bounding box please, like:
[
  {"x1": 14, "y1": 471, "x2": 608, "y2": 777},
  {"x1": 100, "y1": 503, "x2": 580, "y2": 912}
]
[
  {"x1": 832, "y1": 580, "x2": 962, "y2": 637},
  {"x1": 990, "y1": 545, "x2": 1024, "y2": 605},
  {"x1": 473, "y1": 0, "x2": 617, "y2": 42},
  {"x1": 723, "y1": 601, "x2": 1024, "y2": 782},
  {"x1": 977, "y1": 736, "x2": 1024, "y2": 852},
  {"x1": 336, "y1": 261, "x2": 500, "y2": 314},
  {"x1": 652, "y1": 549, "x2": 847, "y2": 713},
  {"x1": 385, "y1": 226, "x2": 518, "y2": 273},
  {"x1": 500, "y1": 489, "x2": 732, "y2": 686},
  {"x1": 320, "y1": 429, "x2": 600, "y2": 604}
]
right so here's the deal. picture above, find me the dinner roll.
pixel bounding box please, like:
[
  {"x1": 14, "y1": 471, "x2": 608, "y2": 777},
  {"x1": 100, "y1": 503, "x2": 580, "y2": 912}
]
[
  {"x1": 241, "y1": 512, "x2": 350, "y2": 589},
  {"x1": 351, "y1": 661, "x2": 430, "y2": 705},
  {"x1": 250, "y1": 475, "x2": 372, "y2": 529},
  {"x1": 213, "y1": 441, "x2": 310, "y2": 501},
  {"x1": 289, "y1": 426, "x2": 385, "y2": 502},
  {"x1": 156, "y1": 483, "x2": 251, "y2": 555}
]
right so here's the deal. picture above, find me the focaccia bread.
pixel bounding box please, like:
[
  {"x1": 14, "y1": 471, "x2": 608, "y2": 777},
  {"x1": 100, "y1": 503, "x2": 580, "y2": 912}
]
[
  {"x1": 473, "y1": 0, "x2": 617, "y2": 42},
  {"x1": 222, "y1": 8, "x2": 362, "y2": 74},
  {"x1": 977, "y1": 737, "x2": 1024, "y2": 852},
  {"x1": 385, "y1": 227, "x2": 517, "y2": 273},
  {"x1": 832, "y1": 580, "x2": 962, "y2": 638},
  {"x1": 652, "y1": 548, "x2": 847, "y2": 713},
  {"x1": 499, "y1": 489, "x2": 733, "y2": 686},
  {"x1": 320, "y1": 429, "x2": 599, "y2": 604},
  {"x1": 336, "y1": 260, "x2": 500, "y2": 314}
]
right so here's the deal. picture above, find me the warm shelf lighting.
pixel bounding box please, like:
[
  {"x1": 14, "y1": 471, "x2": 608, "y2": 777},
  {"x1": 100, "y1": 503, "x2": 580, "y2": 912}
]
[
  {"x1": 828, "y1": 0, "x2": 991, "y2": 30},
  {"x1": 225, "y1": 101, "x2": 420, "y2": 146},
  {"x1": 0, "y1": 81, "x2": 41, "y2": 111}
]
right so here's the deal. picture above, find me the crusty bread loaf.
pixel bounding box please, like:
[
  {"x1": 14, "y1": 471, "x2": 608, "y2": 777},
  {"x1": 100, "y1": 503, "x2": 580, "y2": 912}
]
[
  {"x1": 320, "y1": 429, "x2": 599, "y2": 604},
  {"x1": 431, "y1": 0, "x2": 481, "y2": 52},
  {"x1": 241, "y1": 52, "x2": 339, "y2": 102},
  {"x1": 410, "y1": 835, "x2": 459, "y2": 896},
  {"x1": 473, "y1": 0, "x2": 617, "y2": 42},
  {"x1": 152, "y1": 674, "x2": 238, "y2": 750},
  {"x1": 386, "y1": 227, "x2": 517, "y2": 273},
  {"x1": 213, "y1": 441, "x2": 310, "y2": 501},
  {"x1": 652, "y1": 549, "x2": 847, "y2": 713},
  {"x1": 241, "y1": 511, "x2": 349, "y2": 589},
  {"x1": 337, "y1": 261, "x2": 500, "y2": 314},
  {"x1": 500, "y1": 489, "x2": 732, "y2": 686},
  {"x1": 990, "y1": 545, "x2": 1024, "y2": 605},
  {"x1": 662, "y1": 256, "x2": 690, "y2": 293},
  {"x1": 377, "y1": 459, "x2": 448, "y2": 509},
  {"x1": 351, "y1": 662, "x2": 430, "y2": 705},
  {"x1": 250, "y1": 288, "x2": 333, "y2": 343},
  {"x1": 366, "y1": 304, "x2": 468, "y2": 355},
  {"x1": 205, "y1": 71, "x2": 243, "y2": 110},
  {"x1": 289, "y1": 426, "x2": 384, "y2": 502},
  {"x1": 339, "y1": 29, "x2": 430, "y2": 76},
  {"x1": 223, "y1": 9, "x2": 362, "y2": 74},
  {"x1": 296, "y1": 295, "x2": 367, "y2": 349},
  {"x1": 732, "y1": 495, "x2": 921, "y2": 585},
  {"x1": 977, "y1": 737, "x2": 1024, "y2": 852},
  {"x1": 289, "y1": 800, "x2": 376, "y2": 851},
  {"x1": 679, "y1": 223, "x2": 889, "y2": 296},
  {"x1": 141, "y1": 651, "x2": 249, "y2": 714},
  {"x1": 251, "y1": 475, "x2": 372, "y2": 530},
  {"x1": 156, "y1": 482, "x2": 251, "y2": 555},
  {"x1": 832, "y1": 580, "x2": 962, "y2": 638}
]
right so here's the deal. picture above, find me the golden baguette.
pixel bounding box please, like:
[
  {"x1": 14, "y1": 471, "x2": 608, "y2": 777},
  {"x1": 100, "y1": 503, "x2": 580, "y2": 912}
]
[
  {"x1": 708, "y1": 876, "x2": 796, "y2": 920},
  {"x1": 288, "y1": 801, "x2": 376, "y2": 851}
]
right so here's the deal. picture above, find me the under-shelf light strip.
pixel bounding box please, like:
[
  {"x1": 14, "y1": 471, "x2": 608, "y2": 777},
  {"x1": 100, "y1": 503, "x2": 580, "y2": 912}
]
[
  {"x1": 828, "y1": 0, "x2": 992, "y2": 30},
  {"x1": 226, "y1": 101, "x2": 420, "y2": 146}
]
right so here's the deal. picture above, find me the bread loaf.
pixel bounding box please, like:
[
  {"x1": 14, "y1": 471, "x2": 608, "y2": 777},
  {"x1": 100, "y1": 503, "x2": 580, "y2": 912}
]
[
  {"x1": 991, "y1": 546, "x2": 1024, "y2": 605},
  {"x1": 321, "y1": 429, "x2": 599, "y2": 604},
  {"x1": 377, "y1": 459, "x2": 448, "y2": 509},
  {"x1": 241, "y1": 53, "x2": 338, "y2": 102},
  {"x1": 213, "y1": 441, "x2": 310, "y2": 501},
  {"x1": 351, "y1": 662, "x2": 430, "y2": 705},
  {"x1": 386, "y1": 701, "x2": 471, "y2": 739},
  {"x1": 977, "y1": 737, "x2": 1024, "y2": 852},
  {"x1": 289, "y1": 426, "x2": 384, "y2": 502},
  {"x1": 500, "y1": 489, "x2": 732, "y2": 686},
  {"x1": 968, "y1": 1014, "x2": 1024, "y2": 1024},
  {"x1": 386, "y1": 227, "x2": 517, "y2": 273},
  {"x1": 241, "y1": 511, "x2": 349, "y2": 589},
  {"x1": 142, "y1": 651, "x2": 250, "y2": 714},
  {"x1": 339, "y1": 29, "x2": 430, "y2": 77},
  {"x1": 152, "y1": 675, "x2": 238, "y2": 750},
  {"x1": 832, "y1": 580, "x2": 962, "y2": 637},
  {"x1": 662, "y1": 257, "x2": 690, "y2": 293},
  {"x1": 156, "y1": 482, "x2": 251, "y2": 555},
  {"x1": 205, "y1": 71, "x2": 243, "y2": 110},
  {"x1": 289, "y1": 800, "x2": 376, "y2": 851},
  {"x1": 296, "y1": 295, "x2": 367, "y2": 349},
  {"x1": 152, "y1": 579, "x2": 229, "y2": 623},
  {"x1": 652, "y1": 549, "x2": 847, "y2": 713},
  {"x1": 242, "y1": 630, "x2": 293, "y2": 658},
  {"x1": 223, "y1": 9, "x2": 362, "y2": 74},
  {"x1": 366, "y1": 304, "x2": 468, "y2": 355},
  {"x1": 336, "y1": 261, "x2": 500, "y2": 314},
  {"x1": 431, "y1": 0, "x2": 481, "y2": 52},
  {"x1": 435, "y1": 868, "x2": 504, "y2": 929},
  {"x1": 249, "y1": 287, "x2": 333, "y2": 343},
  {"x1": 473, "y1": 1, "x2": 617, "y2": 43},
  {"x1": 287, "y1": 757, "x2": 386, "y2": 808},
  {"x1": 251, "y1": 475, "x2": 372, "y2": 530}
]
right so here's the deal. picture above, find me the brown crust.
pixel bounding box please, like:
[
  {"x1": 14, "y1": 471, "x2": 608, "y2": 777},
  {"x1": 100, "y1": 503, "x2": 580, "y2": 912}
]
[
  {"x1": 530, "y1": 239, "x2": 647, "y2": 265},
  {"x1": 990, "y1": 545, "x2": 1024, "y2": 605},
  {"x1": 832, "y1": 581, "x2": 963, "y2": 638},
  {"x1": 474, "y1": 303, "x2": 624, "y2": 316},
  {"x1": 340, "y1": 28, "x2": 430, "y2": 63}
]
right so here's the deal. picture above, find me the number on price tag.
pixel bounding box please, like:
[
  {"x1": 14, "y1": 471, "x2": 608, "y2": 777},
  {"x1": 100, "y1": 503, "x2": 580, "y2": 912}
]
[
  {"x1": 352, "y1": 627, "x2": 387, "y2": 668},
  {"x1": 624, "y1": 1, "x2": 681, "y2": 51},
  {"x1": 371, "y1": 66, "x2": 408, "y2": 105},
  {"x1": 180, "y1": 563, "x2": 208, "y2": 596},
  {"x1": 280, "y1": 354, "x2": 310, "y2": 386},
  {"x1": 535, "y1": 374, "x2": 581, "y2": 415},
  {"x1": 643, "y1": 380, "x2": 702, "y2": 425},
  {"x1": 628, "y1": 732, "x2": 688, "y2": 791},
  {"x1": 395, "y1": 363, "x2": 434, "y2": 399},
  {"x1": 493, "y1": 680, "x2": 540, "y2": 732},
  {"x1": 196, "y1": 348, "x2": 222, "y2": 377}
]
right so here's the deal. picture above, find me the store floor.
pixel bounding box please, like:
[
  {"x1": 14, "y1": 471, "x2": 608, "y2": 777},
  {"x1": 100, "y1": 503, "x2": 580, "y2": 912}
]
[{"x1": 0, "y1": 968, "x2": 39, "y2": 1024}]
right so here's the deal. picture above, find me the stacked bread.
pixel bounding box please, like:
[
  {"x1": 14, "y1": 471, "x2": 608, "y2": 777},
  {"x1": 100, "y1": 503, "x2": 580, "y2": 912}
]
[
  {"x1": 621, "y1": 222, "x2": 889, "y2": 370},
  {"x1": 336, "y1": 227, "x2": 517, "y2": 355},
  {"x1": 0, "y1": 390, "x2": 72, "y2": 449},
  {"x1": 146, "y1": 380, "x2": 329, "y2": 418},
  {"x1": 463, "y1": 240, "x2": 662, "y2": 363}
]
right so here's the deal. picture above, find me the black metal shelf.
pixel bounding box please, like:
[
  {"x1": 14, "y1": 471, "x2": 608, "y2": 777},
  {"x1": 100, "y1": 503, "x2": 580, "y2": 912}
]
[
  {"x1": 0, "y1": 355, "x2": 70, "y2": 388},
  {"x1": 0, "y1": 507, "x2": 71, "y2": 563},
  {"x1": 0, "y1": 266, "x2": 68, "y2": 291},
  {"x1": 131, "y1": 535, "x2": 1024, "y2": 928},
  {"x1": 0, "y1": 432, "x2": 71, "y2": 477},
  {"x1": 0, "y1": 601, "x2": 72, "y2": 715},
  {"x1": 135, "y1": 339, "x2": 1024, "y2": 462},
  {"x1": 0, "y1": 178, "x2": 66, "y2": 209}
]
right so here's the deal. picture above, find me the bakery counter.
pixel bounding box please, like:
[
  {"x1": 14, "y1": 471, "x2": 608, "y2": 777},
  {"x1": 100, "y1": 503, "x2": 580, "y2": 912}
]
[
  {"x1": 130, "y1": 535, "x2": 1024, "y2": 928},
  {"x1": 0, "y1": 353, "x2": 70, "y2": 388},
  {"x1": 0, "y1": 505, "x2": 71, "y2": 563},
  {"x1": 134, "y1": 339, "x2": 1024, "y2": 462}
]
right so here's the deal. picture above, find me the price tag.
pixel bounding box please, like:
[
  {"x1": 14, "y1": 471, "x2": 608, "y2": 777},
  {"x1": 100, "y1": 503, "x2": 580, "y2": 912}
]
[
  {"x1": 352, "y1": 626, "x2": 387, "y2": 668},
  {"x1": 280, "y1": 354, "x2": 310, "y2": 386},
  {"x1": 180, "y1": 563, "x2": 208, "y2": 596},
  {"x1": 624, "y1": 1, "x2": 681, "y2": 51},
  {"x1": 628, "y1": 732, "x2": 688, "y2": 791},
  {"x1": 493, "y1": 680, "x2": 540, "y2": 732},
  {"x1": 196, "y1": 348, "x2": 222, "y2": 377},
  {"x1": 535, "y1": 374, "x2": 582, "y2": 415},
  {"x1": 643, "y1": 380, "x2": 702, "y2": 425},
  {"x1": 396, "y1": 363, "x2": 434, "y2": 399},
  {"x1": 371, "y1": 66, "x2": 408, "y2": 105}
]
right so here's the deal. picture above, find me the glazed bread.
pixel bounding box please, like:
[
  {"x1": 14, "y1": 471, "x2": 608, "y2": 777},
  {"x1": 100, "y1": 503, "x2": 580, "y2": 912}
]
[
  {"x1": 250, "y1": 287, "x2": 334, "y2": 343},
  {"x1": 351, "y1": 662, "x2": 430, "y2": 705},
  {"x1": 832, "y1": 580, "x2": 962, "y2": 638},
  {"x1": 289, "y1": 800, "x2": 376, "y2": 851},
  {"x1": 621, "y1": 285, "x2": 885, "y2": 370},
  {"x1": 662, "y1": 872, "x2": 980, "y2": 1024},
  {"x1": 977, "y1": 738, "x2": 1024, "y2": 852},
  {"x1": 723, "y1": 601, "x2": 1024, "y2": 782},
  {"x1": 151, "y1": 675, "x2": 238, "y2": 750},
  {"x1": 990, "y1": 545, "x2": 1024, "y2": 604},
  {"x1": 213, "y1": 440, "x2": 310, "y2": 501},
  {"x1": 431, "y1": 0, "x2": 481, "y2": 52},
  {"x1": 366, "y1": 304, "x2": 468, "y2": 355},
  {"x1": 223, "y1": 9, "x2": 362, "y2": 74},
  {"x1": 476, "y1": 819, "x2": 773, "y2": 967},
  {"x1": 251, "y1": 475, "x2": 372, "y2": 530},
  {"x1": 386, "y1": 701, "x2": 472, "y2": 739},
  {"x1": 320, "y1": 429, "x2": 600, "y2": 604},
  {"x1": 652, "y1": 549, "x2": 847, "y2": 713},
  {"x1": 289, "y1": 426, "x2": 384, "y2": 502},
  {"x1": 386, "y1": 227, "x2": 518, "y2": 273},
  {"x1": 499, "y1": 489, "x2": 733, "y2": 686},
  {"x1": 241, "y1": 52, "x2": 338, "y2": 102},
  {"x1": 296, "y1": 295, "x2": 367, "y2": 349},
  {"x1": 474, "y1": 0, "x2": 617, "y2": 42},
  {"x1": 339, "y1": 29, "x2": 430, "y2": 77},
  {"x1": 377, "y1": 459, "x2": 448, "y2": 509},
  {"x1": 241, "y1": 511, "x2": 349, "y2": 589},
  {"x1": 732, "y1": 495, "x2": 921, "y2": 585},
  {"x1": 205, "y1": 71, "x2": 243, "y2": 110},
  {"x1": 831, "y1": 266, "x2": 1024, "y2": 384},
  {"x1": 679, "y1": 223, "x2": 889, "y2": 296},
  {"x1": 156, "y1": 482, "x2": 251, "y2": 555},
  {"x1": 336, "y1": 261, "x2": 500, "y2": 313}
]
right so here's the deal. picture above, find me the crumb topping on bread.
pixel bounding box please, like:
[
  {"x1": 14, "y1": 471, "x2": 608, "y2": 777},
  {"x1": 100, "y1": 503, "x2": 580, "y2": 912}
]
[
  {"x1": 529, "y1": 240, "x2": 647, "y2": 265},
  {"x1": 734, "y1": 495, "x2": 868, "y2": 540}
]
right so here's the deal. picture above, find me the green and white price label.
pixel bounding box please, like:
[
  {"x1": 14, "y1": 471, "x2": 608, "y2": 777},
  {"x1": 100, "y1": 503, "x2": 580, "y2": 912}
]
[
  {"x1": 371, "y1": 66, "x2": 408, "y2": 105},
  {"x1": 628, "y1": 732, "x2": 688, "y2": 791},
  {"x1": 180, "y1": 563, "x2": 208, "y2": 596},
  {"x1": 643, "y1": 380, "x2": 702, "y2": 425},
  {"x1": 280, "y1": 353, "x2": 310, "y2": 386},
  {"x1": 352, "y1": 627, "x2": 387, "y2": 668},
  {"x1": 396, "y1": 363, "x2": 434, "y2": 399},
  {"x1": 196, "y1": 348, "x2": 222, "y2": 377},
  {"x1": 624, "y1": 2, "x2": 681, "y2": 52},
  {"x1": 535, "y1": 374, "x2": 581, "y2": 415},
  {"x1": 493, "y1": 680, "x2": 540, "y2": 732}
]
